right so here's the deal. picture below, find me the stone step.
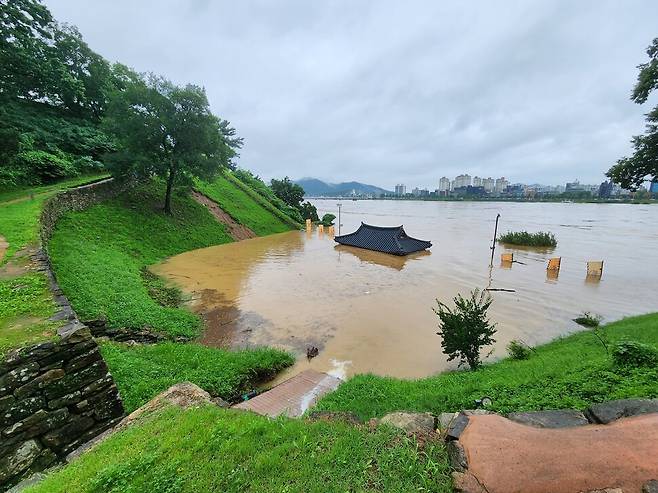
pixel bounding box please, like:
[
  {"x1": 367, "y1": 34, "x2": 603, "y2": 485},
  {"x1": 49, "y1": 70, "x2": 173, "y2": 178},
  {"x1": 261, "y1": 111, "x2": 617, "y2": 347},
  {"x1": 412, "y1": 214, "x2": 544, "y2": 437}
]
[{"x1": 233, "y1": 369, "x2": 341, "y2": 418}]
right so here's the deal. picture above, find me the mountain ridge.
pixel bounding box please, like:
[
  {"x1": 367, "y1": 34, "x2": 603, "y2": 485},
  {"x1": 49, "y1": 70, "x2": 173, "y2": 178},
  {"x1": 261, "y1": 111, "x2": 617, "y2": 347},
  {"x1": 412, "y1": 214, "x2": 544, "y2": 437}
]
[{"x1": 295, "y1": 177, "x2": 391, "y2": 196}]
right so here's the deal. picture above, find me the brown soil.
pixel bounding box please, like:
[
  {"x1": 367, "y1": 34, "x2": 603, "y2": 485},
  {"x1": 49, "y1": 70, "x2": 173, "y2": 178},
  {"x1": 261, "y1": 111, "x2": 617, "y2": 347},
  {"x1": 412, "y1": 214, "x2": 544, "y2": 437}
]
[
  {"x1": 459, "y1": 413, "x2": 658, "y2": 493},
  {"x1": 0, "y1": 235, "x2": 7, "y2": 263},
  {"x1": 191, "y1": 190, "x2": 256, "y2": 241}
]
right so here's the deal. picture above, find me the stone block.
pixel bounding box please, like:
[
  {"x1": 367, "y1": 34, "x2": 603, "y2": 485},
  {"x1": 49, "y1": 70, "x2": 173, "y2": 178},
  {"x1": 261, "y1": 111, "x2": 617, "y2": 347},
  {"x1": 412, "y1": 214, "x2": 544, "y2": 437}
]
[
  {"x1": 14, "y1": 369, "x2": 65, "y2": 399},
  {"x1": 379, "y1": 412, "x2": 436, "y2": 435},
  {"x1": 48, "y1": 390, "x2": 82, "y2": 410},
  {"x1": 507, "y1": 409, "x2": 589, "y2": 428},
  {"x1": 446, "y1": 413, "x2": 470, "y2": 440},
  {"x1": 437, "y1": 412, "x2": 459, "y2": 430},
  {"x1": 447, "y1": 440, "x2": 468, "y2": 472},
  {"x1": 451, "y1": 471, "x2": 487, "y2": 493},
  {"x1": 1, "y1": 397, "x2": 45, "y2": 426},
  {"x1": 44, "y1": 361, "x2": 108, "y2": 400},
  {"x1": 643, "y1": 479, "x2": 658, "y2": 493},
  {"x1": 0, "y1": 363, "x2": 40, "y2": 396},
  {"x1": 41, "y1": 415, "x2": 95, "y2": 451},
  {"x1": 64, "y1": 348, "x2": 101, "y2": 373},
  {"x1": 586, "y1": 399, "x2": 658, "y2": 424},
  {"x1": 0, "y1": 440, "x2": 41, "y2": 484}
]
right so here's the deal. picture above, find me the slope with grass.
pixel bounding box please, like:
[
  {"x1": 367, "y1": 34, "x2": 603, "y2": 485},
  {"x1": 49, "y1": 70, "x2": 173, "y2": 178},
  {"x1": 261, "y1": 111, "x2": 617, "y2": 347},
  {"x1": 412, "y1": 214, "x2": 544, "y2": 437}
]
[
  {"x1": 25, "y1": 405, "x2": 452, "y2": 493},
  {"x1": 196, "y1": 172, "x2": 297, "y2": 236},
  {"x1": 315, "y1": 313, "x2": 658, "y2": 420},
  {"x1": 47, "y1": 182, "x2": 232, "y2": 338},
  {"x1": 100, "y1": 342, "x2": 294, "y2": 412}
]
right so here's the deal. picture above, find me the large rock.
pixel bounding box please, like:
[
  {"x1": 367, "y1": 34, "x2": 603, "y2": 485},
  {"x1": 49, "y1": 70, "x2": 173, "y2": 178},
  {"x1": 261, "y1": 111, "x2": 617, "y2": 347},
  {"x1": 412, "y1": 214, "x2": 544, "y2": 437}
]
[
  {"x1": 379, "y1": 412, "x2": 436, "y2": 435},
  {"x1": 507, "y1": 409, "x2": 589, "y2": 428},
  {"x1": 451, "y1": 472, "x2": 487, "y2": 493},
  {"x1": 447, "y1": 440, "x2": 468, "y2": 471},
  {"x1": 644, "y1": 479, "x2": 658, "y2": 493},
  {"x1": 586, "y1": 399, "x2": 658, "y2": 424},
  {"x1": 0, "y1": 440, "x2": 41, "y2": 483},
  {"x1": 445, "y1": 413, "x2": 470, "y2": 440}
]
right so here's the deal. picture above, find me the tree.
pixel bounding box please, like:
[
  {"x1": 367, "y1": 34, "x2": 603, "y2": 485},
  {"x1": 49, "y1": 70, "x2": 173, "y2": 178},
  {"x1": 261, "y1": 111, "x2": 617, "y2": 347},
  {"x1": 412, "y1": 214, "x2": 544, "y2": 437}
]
[
  {"x1": 607, "y1": 38, "x2": 658, "y2": 190},
  {"x1": 434, "y1": 288, "x2": 497, "y2": 370},
  {"x1": 299, "y1": 201, "x2": 319, "y2": 222},
  {"x1": 270, "y1": 177, "x2": 304, "y2": 208},
  {"x1": 103, "y1": 74, "x2": 242, "y2": 214}
]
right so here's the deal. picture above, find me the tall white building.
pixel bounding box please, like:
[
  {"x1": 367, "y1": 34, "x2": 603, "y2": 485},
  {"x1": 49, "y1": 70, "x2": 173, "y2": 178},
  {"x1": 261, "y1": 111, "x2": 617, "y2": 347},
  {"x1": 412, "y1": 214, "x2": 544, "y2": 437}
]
[
  {"x1": 495, "y1": 177, "x2": 509, "y2": 193},
  {"x1": 473, "y1": 176, "x2": 482, "y2": 187},
  {"x1": 454, "y1": 174, "x2": 472, "y2": 189},
  {"x1": 438, "y1": 177, "x2": 451, "y2": 192},
  {"x1": 482, "y1": 177, "x2": 495, "y2": 192},
  {"x1": 394, "y1": 184, "x2": 406, "y2": 196}
]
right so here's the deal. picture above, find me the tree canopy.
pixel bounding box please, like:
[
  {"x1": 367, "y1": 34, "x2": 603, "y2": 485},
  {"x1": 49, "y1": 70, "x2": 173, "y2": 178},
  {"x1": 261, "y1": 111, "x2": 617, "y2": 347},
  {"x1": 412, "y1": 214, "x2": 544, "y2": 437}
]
[
  {"x1": 103, "y1": 75, "x2": 242, "y2": 214},
  {"x1": 607, "y1": 38, "x2": 658, "y2": 190},
  {"x1": 270, "y1": 177, "x2": 305, "y2": 208}
]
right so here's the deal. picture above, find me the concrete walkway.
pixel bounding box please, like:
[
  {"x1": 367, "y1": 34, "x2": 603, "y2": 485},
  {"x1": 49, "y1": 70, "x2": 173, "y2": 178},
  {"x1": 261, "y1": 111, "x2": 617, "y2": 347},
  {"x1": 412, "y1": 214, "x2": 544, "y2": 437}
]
[
  {"x1": 233, "y1": 369, "x2": 341, "y2": 417},
  {"x1": 458, "y1": 413, "x2": 658, "y2": 493}
]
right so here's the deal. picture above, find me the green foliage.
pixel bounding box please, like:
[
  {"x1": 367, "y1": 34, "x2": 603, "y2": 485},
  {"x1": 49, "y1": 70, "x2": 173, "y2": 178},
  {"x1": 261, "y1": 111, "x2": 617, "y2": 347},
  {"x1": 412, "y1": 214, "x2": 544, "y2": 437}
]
[
  {"x1": 103, "y1": 74, "x2": 242, "y2": 214},
  {"x1": 100, "y1": 342, "x2": 294, "y2": 412},
  {"x1": 574, "y1": 312, "x2": 602, "y2": 328},
  {"x1": 299, "y1": 201, "x2": 319, "y2": 222},
  {"x1": 270, "y1": 176, "x2": 305, "y2": 208},
  {"x1": 612, "y1": 340, "x2": 658, "y2": 368},
  {"x1": 0, "y1": 273, "x2": 58, "y2": 354},
  {"x1": 320, "y1": 213, "x2": 336, "y2": 226},
  {"x1": 196, "y1": 173, "x2": 293, "y2": 235},
  {"x1": 507, "y1": 340, "x2": 532, "y2": 360},
  {"x1": 48, "y1": 181, "x2": 233, "y2": 338},
  {"x1": 434, "y1": 289, "x2": 497, "y2": 370},
  {"x1": 233, "y1": 168, "x2": 304, "y2": 223},
  {"x1": 25, "y1": 405, "x2": 452, "y2": 493},
  {"x1": 315, "y1": 313, "x2": 658, "y2": 420},
  {"x1": 498, "y1": 231, "x2": 557, "y2": 247},
  {"x1": 607, "y1": 38, "x2": 658, "y2": 189}
]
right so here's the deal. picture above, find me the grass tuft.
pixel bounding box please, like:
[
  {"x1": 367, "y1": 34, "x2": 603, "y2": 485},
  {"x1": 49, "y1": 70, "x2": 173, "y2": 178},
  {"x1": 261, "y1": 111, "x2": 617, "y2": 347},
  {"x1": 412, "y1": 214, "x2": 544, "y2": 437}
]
[{"x1": 498, "y1": 230, "x2": 557, "y2": 247}]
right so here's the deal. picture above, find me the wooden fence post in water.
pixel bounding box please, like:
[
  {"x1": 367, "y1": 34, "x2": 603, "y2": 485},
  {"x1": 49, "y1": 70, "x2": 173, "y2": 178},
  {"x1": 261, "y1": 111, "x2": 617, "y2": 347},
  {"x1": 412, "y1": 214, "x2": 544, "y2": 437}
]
[
  {"x1": 586, "y1": 260, "x2": 604, "y2": 279},
  {"x1": 490, "y1": 213, "x2": 501, "y2": 267}
]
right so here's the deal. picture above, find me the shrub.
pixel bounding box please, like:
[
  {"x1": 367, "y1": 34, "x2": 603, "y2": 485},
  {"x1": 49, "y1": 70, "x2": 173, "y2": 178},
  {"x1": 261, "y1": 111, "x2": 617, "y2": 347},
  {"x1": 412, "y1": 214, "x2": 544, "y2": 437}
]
[
  {"x1": 574, "y1": 312, "x2": 602, "y2": 328},
  {"x1": 299, "y1": 201, "x2": 319, "y2": 222},
  {"x1": 320, "y1": 213, "x2": 336, "y2": 226},
  {"x1": 434, "y1": 288, "x2": 497, "y2": 370},
  {"x1": 507, "y1": 339, "x2": 532, "y2": 360},
  {"x1": 612, "y1": 340, "x2": 658, "y2": 368},
  {"x1": 498, "y1": 231, "x2": 557, "y2": 247}
]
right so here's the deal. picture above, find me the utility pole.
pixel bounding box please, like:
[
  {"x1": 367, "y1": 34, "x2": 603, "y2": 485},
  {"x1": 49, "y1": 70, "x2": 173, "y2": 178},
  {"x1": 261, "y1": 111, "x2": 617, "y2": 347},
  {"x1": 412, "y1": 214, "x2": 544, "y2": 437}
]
[
  {"x1": 490, "y1": 213, "x2": 500, "y2": 267},
  {"x1": 337, "y1": 203, "x2": 342, "y2": 235}
]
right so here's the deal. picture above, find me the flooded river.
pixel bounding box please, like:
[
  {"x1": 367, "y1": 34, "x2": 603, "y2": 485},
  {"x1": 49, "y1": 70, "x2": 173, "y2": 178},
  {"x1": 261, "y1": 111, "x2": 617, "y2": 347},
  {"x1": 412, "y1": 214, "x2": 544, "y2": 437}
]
[{"x1": 152, "y1": 200, "x2": 658, "y2": 381}]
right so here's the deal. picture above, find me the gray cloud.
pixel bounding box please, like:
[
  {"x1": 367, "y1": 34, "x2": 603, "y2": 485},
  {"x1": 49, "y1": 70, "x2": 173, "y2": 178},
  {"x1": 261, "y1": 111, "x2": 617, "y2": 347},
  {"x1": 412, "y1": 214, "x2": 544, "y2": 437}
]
[{"x1": 46, "y1": 0, "x2": 658, "y2": 189}]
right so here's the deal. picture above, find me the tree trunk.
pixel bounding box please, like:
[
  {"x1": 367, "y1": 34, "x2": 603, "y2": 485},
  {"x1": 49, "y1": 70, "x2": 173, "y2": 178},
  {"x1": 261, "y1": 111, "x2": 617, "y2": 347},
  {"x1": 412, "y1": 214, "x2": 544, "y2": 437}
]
[{"x1": 164, "y1": 166, "x2": 176, "y2": 215}]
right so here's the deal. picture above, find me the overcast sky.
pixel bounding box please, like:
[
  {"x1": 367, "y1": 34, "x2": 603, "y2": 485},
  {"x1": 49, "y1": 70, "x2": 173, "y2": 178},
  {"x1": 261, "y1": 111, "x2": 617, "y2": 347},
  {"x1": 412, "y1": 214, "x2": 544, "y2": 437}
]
[{"x1": 46, "y1": 1, "x2": 657, "y2": 189}]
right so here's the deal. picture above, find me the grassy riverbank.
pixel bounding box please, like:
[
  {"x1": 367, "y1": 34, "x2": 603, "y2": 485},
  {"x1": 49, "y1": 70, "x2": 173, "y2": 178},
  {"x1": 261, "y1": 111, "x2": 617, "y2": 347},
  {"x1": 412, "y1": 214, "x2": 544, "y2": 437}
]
[
  {"x1": 101, "y1": 342, "x2": 294, "y2": 412},
  {"x1": 25, "y1": 405, "x2": 452, "y2": 493},
  {"x1": 315, "y1": 313, "x2": 658, "y2": 419},
  {"x1": 195, "y1": 172, "x2": 296, "y2": 235}
]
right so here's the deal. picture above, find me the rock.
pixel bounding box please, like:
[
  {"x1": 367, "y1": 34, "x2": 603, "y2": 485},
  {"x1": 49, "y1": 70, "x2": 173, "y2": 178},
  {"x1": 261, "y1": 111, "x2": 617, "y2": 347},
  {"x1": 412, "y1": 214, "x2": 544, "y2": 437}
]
[
  {"x1": 445, "y1": 413, "x2": 470, "y2": 440},
  {"x1": 447, "y1": 440, "x2": 468, "y2": 471},
  {"x1": 437, "y1": 412, "x2": 459, "y2": 431},
  {"x1": 586, "y1": 399, "x2": 658, "y2": 424},
  {"x1": 507, "y1": 409, "x2": 589, "y2": 428},
  {"x1": 379, "y1": 412, "x2": 436, "y2": 435},
  {"x1": 306, "y1": 411, "x2": 362, "y2": 425},
  {"x1": 1, "y1": 397, "x2": 45, "y2": 427},
  {"x1": 451, "y1": 471, "x2": 487, "y2": 493},
  {"x1": 462, "y1": 409, "x2": 494, "y2": 416},
  {"x1": 644, "y1": 479, "x2": 658, "y2": 493},
  {"x1": 211, "y1": 397, "x2": 230, "y2": 408},
  {"x1": 0, "y1": 363, "x2": 40, "y2": 396},
  {"x1": 0, "y1": 440, "x2": 41, "y2": 483},
  {"x1": 14, "y1": 369, "x2": 66, "y2": 400},
  {"x1": 582, "y1": 489, "x2": 623, "y2": 493}
]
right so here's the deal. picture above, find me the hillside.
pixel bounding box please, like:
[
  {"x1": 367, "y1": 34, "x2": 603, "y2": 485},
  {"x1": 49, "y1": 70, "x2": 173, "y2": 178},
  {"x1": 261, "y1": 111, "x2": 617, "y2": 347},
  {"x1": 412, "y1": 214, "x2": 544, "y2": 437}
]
[{"x1": 295, "y1": 177, "x2": 391, "y2": 196}]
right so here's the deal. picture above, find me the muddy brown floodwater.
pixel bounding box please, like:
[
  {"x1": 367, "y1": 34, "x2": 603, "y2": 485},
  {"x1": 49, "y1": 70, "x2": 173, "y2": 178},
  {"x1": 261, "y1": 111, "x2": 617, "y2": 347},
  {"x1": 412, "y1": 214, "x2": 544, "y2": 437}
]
[{"x1": 152, "y1": 200, "x2": 658, "y2": 382}]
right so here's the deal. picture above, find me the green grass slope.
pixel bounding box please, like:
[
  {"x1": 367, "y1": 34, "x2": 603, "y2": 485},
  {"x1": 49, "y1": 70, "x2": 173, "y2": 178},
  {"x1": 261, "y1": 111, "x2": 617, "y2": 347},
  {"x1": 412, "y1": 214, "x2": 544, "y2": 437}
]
[
  {"x1": 315, "y1": 313, "x2": 658, "y2": 419},
  {"x1": 26, "y1": 405, "x2": 451, "y2": 493},
  {"x1": 48, "y1": 182, "x2": 232, "y2": 338},
  {"x1": 196, "y1": 172, "x2": 295, "y2": 236},
  {"x1": 100, "y1": 342, "x2": 294, "y2": 412}
]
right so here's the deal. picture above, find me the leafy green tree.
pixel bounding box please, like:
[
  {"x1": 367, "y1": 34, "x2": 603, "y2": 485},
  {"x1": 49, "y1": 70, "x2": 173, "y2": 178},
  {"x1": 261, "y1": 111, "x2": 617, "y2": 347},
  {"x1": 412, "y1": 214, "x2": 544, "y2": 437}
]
[
  {"x1": 270, "y1": 177, "x2": 305, "y2": 208},
  {"x1": 320, "y1": 213, "x2": 336, "y2": 226},
  {"x1": 434, "y1": 289, "x2": 497, "y2": 370},
  {"x1": 607, "y1": 38, "x2": 658, "y2": 189},
  {"x1": 103, "y1": 74, "x2": 242, "y2": 214},
  {"x1": 299, "y1": 201, "x2": 319, "y2": 222}
]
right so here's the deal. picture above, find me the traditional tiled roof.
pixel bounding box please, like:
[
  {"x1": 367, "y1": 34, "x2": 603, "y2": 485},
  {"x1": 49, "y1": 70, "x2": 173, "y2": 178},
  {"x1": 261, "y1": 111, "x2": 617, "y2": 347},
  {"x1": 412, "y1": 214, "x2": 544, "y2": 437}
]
[{"x1": 334, "y1": 223, "x2": 432, "y2": 256}]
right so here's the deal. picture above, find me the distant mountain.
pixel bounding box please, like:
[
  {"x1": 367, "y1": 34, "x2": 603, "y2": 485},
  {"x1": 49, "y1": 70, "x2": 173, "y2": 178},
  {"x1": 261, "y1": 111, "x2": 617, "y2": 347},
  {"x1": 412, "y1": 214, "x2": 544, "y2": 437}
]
[{"x1": 295, "y1": 178, "x2": 391, "y2": 196}]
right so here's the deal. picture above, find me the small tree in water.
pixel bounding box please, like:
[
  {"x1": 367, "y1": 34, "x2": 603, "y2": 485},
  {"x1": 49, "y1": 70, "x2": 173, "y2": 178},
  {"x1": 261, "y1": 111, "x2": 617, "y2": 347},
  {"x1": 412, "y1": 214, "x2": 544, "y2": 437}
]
[{"x1": 434, "y1": 289, "x2": 497, "y2": 370}]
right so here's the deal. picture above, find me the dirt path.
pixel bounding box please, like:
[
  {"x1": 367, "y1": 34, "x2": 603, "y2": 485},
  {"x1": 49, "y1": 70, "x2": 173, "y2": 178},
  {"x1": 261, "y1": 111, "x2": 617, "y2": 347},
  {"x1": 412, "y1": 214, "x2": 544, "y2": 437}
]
[
  {"x1": 191, "y1": 190, "x2": 256, "y2": 241},
  {"x1": 458, "y1": 413, "x2": 658, "y2": 493},
  {"x1": 0, "y1": 235, "x2": 7, "y2": 263}
]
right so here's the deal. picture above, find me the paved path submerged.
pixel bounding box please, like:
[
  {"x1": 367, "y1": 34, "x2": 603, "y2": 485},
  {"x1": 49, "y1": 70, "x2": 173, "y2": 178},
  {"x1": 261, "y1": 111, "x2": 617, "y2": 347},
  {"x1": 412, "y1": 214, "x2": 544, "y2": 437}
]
[
  {"x1": 233, "y1": 369, "x2": 341, "y2": 417},
  {"x1": 459, "y1": 413, "x2": 658, "y2": 493}
]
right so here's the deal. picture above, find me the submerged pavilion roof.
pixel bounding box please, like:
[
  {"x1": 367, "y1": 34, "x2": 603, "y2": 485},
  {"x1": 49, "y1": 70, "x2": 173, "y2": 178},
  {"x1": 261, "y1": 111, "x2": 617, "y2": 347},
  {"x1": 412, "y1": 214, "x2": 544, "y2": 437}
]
[{"x1": 334, "y1": 223, "x2": 432, "y2": 256}]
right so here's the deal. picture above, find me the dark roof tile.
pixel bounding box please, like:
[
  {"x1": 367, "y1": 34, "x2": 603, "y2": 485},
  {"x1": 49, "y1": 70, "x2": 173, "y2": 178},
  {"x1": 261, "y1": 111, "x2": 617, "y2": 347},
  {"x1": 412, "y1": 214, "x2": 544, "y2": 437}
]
[{"x1": 334, "y1": 223, "x2": 431, "y2": 255}]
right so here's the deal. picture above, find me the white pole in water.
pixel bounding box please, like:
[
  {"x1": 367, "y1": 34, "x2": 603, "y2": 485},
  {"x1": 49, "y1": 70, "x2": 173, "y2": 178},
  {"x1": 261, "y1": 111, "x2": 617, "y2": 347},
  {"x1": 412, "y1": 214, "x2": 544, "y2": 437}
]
[{"x1": 337, "y1": 203, "x2": 342, "y2": 235}]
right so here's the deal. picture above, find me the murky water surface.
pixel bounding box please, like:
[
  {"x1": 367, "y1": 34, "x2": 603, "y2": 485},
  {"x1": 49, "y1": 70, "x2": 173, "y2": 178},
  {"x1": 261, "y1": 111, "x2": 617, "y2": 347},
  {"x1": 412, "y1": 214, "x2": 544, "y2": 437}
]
[{"x1": 152, "y1": 200, "x2": 658, "y2": 380}]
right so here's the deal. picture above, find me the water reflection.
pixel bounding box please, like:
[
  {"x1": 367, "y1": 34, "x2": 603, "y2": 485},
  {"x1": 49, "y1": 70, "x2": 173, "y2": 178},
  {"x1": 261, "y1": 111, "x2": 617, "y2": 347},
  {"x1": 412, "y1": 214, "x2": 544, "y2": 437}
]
[{"x1": 335, "y1": 244, "x2": 431, "y2": 271}]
